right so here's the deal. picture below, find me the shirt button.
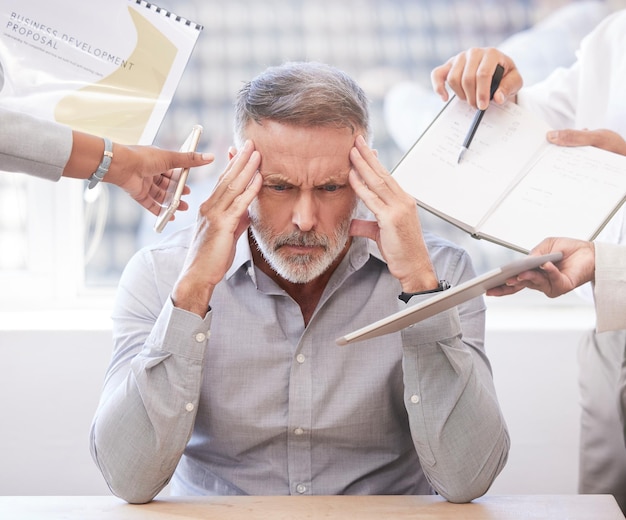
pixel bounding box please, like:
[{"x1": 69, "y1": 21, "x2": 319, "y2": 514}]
[
  {"x1": 294, "y1": 427, "x2": 304, "y2": 436},
  {"x1": 296, "y1": 483, "x2": 307, "y2": 494},
  {"x1": 410, "y1": 394, "x2": 420, "y2": 404},
  {"x1": 195, "y1": 332, "x2": 208, "y2": 342},
  {"x1": 296, "y1": 354, "x2": 306, "y2": 364},
  {"x1": 185, "y1": 402, "x2": 195, "y2": 412}
]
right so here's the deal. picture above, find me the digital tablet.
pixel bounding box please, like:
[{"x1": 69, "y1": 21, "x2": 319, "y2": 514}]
[{"x1": 336, "y1": 252, "x2": 563, "y2": 345}]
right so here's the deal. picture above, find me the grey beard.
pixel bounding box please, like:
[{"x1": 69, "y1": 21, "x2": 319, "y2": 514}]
[{"x1": 249, "y1": 219, "x2": 351, "y2": 284}]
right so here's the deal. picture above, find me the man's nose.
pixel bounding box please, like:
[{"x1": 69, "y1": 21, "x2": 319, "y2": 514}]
[{"x1": 292, "y1": 192, "x2": 318, "y2": 232}]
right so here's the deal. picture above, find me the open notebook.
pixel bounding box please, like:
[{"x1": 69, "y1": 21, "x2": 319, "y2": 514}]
[
  {"x1": 391, "y1": 96, "x2": 626, "y2": 253},
  {"x1": 336, "y1": 252, "x2": 562, "y2": 345}
]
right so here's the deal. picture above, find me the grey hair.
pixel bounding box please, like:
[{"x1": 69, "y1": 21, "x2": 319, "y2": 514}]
[{"x1": 234, "y1": 61, "x2": 371, "y2": 147}]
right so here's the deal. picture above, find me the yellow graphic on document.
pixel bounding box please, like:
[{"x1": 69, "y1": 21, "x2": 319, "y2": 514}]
[{"x1": 54, "y1": 7, "x2": 176, "y2": 144}]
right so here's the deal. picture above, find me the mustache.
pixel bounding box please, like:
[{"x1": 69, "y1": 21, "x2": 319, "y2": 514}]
[{"x1": 274, "y1": 231, "x2": 330, "y2": 251}]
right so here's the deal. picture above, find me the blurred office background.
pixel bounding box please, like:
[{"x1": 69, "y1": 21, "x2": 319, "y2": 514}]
[
  {"x1": 4, "y1": 0, "x2": 625, "y2": 290},
  {"x1": 1, "y1": 0, "x2": 626, "y2": 498}
]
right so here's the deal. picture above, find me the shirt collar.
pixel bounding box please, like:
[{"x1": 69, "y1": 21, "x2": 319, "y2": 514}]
[{"x1": 226, "y1": 231, "x2": 254, "y2": 281}]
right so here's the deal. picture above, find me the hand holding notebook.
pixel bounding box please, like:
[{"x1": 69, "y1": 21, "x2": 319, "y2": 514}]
[{"x1": 391, "y1": 98, "x2": 626, "y2": 253}]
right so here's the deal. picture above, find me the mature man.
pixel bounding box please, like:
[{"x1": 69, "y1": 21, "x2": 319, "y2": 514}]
[{"x1": 90, "y1": 62, "x2": 509, "y2": 504}]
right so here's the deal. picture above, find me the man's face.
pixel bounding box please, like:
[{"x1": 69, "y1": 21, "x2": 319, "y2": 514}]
[{"x1": 246, "y1": 120, "x2": 360, "y2": 284}]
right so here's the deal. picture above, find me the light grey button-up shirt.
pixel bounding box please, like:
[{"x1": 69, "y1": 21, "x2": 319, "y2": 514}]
[{"x1": 90, "y1": 227, "x2": 509, "y2": 504}]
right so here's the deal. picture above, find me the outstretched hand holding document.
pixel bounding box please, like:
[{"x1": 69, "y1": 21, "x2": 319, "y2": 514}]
[{"x1": 391, "y1": 97, "x2": 626, "y2": 253}]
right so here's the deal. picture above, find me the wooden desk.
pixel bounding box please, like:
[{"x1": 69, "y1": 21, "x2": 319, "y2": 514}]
[{"x1": 0, "y1": 494, "x2": 623, "y2": 519}]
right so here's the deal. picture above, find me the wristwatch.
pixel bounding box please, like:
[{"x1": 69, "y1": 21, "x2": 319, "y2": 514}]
[{"x1": 398, "y1": 280, "x2": 451, "y2": 303}]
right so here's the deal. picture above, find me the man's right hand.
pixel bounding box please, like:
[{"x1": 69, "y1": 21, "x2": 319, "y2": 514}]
[{"x1": 171, "y1": 140, "x2": 262, "y2": 317}]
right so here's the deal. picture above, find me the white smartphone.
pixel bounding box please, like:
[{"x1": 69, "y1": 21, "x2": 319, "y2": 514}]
[{"x1": 154, "y1": 124, "x2": 203, "y2": 233}]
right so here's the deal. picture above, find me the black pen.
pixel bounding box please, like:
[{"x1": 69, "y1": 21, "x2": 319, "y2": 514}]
[{"x1": 457, "y1": 64, "x2": 505, "y2": 163}]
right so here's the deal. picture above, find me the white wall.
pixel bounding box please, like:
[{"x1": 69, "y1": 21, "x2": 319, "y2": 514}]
[
  {"x1": 0, "y1": 302, "x2": 594, "y2": 496},
  {"x1": 486, "y1": 306, "x2": 589, "y2": 494},
  {"x1": 0, "y1": 327, "x2": 112, "y2": 495}
]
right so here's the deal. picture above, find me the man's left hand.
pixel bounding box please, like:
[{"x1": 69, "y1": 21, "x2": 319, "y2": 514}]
[{"x1": 348, "y1": 135, "x2": 439, "y2": 293}]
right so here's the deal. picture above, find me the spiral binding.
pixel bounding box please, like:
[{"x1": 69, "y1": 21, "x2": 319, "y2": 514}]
[{"x1": 132, "y1": 0, "x2": 203, "y2": 31}]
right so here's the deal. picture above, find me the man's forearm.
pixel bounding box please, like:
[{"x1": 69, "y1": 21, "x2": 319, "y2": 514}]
[
  {"x1": 401, "y1": 309, "x2": 509, "y2": 503},
  {"x1": 91, "y1": 306, "x2": 208, "y2": 504}
]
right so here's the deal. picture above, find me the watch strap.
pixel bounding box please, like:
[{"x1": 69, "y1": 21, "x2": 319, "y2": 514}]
[{"x1": 398, "y1": 280, "x2": 451, "y2": 303}]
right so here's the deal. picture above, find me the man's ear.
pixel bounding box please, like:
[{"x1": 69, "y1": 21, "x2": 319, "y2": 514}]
[{"x1": 228, "y1": 146, "x2": 237, "y2": 160}]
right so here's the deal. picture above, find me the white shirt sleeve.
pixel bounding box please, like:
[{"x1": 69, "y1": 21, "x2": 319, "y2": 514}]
[{"x1": 593, "y1": 241, "x2": 626, "y2": 332}]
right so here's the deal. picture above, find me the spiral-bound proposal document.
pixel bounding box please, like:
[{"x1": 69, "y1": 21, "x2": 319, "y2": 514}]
[
  {"x1": 0, "y1": 0, "x2": 202, "y2": 145},
  {"x1": 392, "y1": 97, "x2": 626, "y2": 253}
]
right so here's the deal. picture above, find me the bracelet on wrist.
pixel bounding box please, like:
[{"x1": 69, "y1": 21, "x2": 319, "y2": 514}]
[{"x1": 87, "y1": 137, "x2": 114, "y2": 189}]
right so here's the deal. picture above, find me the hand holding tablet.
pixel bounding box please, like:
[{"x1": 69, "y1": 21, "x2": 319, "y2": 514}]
[{"x1": 336, "y1": 252, "x2": 563, "y2": 345}]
